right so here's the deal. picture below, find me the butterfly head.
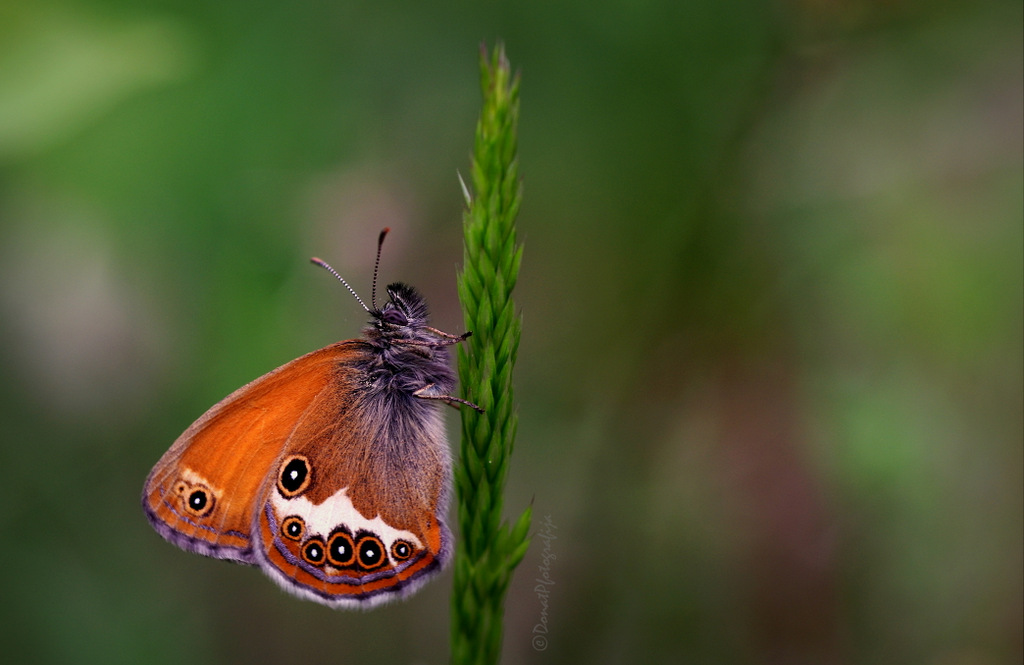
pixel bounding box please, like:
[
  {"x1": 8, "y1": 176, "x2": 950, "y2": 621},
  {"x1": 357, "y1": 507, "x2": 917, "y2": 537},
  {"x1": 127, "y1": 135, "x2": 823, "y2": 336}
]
[
  {"x1": 371, "y1": 282, "x2": 429, "y2": 332},
  {"x1": 311, "y1": 231, "x2": 469, "y2": 350}
]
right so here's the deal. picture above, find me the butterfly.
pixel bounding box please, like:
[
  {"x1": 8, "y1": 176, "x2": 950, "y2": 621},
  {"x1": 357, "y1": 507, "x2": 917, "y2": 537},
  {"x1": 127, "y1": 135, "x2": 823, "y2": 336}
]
[{"x1": 142, "y1": 228, "x2": 480, "y2": 608}]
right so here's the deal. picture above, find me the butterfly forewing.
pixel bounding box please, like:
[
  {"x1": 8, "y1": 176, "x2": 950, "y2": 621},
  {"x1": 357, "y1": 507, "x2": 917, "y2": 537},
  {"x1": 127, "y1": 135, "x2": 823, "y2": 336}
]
[{"x1": 142, "y1": 343, "x2": 359, "y2": 562}]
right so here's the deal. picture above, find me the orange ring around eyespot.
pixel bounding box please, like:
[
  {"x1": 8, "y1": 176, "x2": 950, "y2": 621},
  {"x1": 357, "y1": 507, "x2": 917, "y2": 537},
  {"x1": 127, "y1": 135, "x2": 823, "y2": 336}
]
[
  {"x1": 277, "y1": 454, "x2": 311, "y2": 497},
  {"x1": 390, "y1": 539, "x2": 414, "y2": 562},
  {"x1": 327, "y1": 530, "x2": 356, "y2": 568},
  {"x1": 302, "y1": 537, "x2": 326, "y2": 566},
  {"x1": 181, "y1": 485, "x2": 215, "y2": 518},
  {"x1": 281, "y1": 516, "x2": 305, "y2": 541},
  {"x1": 356, "y1": 534, "x2": 387, "y2": 570}
]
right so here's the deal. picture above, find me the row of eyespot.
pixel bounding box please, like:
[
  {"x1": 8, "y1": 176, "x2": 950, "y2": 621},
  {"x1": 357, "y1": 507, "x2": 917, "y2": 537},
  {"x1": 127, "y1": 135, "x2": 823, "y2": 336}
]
[{"x1": 281, "y1": 515, "x2": 415, "y2": 570}]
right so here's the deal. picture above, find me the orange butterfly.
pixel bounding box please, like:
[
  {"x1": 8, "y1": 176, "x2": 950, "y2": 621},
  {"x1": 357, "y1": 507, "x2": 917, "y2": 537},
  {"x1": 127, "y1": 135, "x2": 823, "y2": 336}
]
[{"x1": 142, "y1": 229, "x2": 479, "y2": 607}]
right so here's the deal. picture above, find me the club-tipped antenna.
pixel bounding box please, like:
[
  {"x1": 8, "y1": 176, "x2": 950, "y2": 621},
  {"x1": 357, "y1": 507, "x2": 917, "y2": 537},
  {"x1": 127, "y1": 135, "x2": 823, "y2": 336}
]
[
  {"x1": 371, "y1": 227, "x2": 390, "y2": 311},
  {"x1": 310, "y1": 257, "x2": 370, "y2": 312}
]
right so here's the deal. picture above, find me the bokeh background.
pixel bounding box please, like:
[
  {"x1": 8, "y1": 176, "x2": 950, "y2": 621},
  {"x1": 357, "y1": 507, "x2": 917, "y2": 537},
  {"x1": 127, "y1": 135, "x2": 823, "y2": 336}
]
[{"x1": 1, "y1": 1, "x2": 1020, "y2": 663}]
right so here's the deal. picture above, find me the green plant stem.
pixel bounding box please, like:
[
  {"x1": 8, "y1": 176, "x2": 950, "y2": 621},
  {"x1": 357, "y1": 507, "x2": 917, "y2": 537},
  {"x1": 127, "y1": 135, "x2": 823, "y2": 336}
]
[{"x1": 450, "y1": 43, "x2": 531, "y2": 665}]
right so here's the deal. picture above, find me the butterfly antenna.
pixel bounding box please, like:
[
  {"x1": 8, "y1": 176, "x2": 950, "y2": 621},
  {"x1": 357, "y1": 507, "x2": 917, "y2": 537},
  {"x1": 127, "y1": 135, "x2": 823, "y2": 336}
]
[
  {"x1": 310, "y1": 257, "x2": 370, "y2": 312},
  {"x1": 371, "y1": 227, "x2": 390, "y2": 311}
]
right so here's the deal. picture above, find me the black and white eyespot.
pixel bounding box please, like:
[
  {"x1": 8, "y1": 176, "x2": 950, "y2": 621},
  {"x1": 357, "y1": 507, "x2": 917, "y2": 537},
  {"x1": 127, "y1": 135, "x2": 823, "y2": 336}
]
[
  {"x1": 355, "y1": 534, "x2": 387, "y2": 570},
  {"x1": 277, "y1": 455, "x2": 311, "y2": 497},
  {"x1": 390, "y1": 539, "x2": 414, "y2": 562},
  {"x1": 178, "y1": 483, "x2": 215, "y2": 518},
  {"x1": 302, "y1": 537, "x2": 326, "y2": 566},
  {"x1": 381, "y1": 308, "x2": 408, "y2": 326},
  {"x1": 327, "y1": 530, "x2": 356, "y2": 568},
  {"x1": 281, "y1": 516, "x2": 305, "y2": 541}
]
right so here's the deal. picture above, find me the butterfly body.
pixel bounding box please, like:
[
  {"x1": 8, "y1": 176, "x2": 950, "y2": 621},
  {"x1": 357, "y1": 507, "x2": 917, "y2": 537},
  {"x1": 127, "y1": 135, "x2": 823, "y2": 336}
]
[{"x1": 143, "y1": 280, "x2": 467, "y2": 608}]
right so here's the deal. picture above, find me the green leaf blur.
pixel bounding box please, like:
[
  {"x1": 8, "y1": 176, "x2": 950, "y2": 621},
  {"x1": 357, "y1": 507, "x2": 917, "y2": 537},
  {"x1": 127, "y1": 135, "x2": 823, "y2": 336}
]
[{"x1": 0, "y1": 2, "x2": 1019, "y2": 664}]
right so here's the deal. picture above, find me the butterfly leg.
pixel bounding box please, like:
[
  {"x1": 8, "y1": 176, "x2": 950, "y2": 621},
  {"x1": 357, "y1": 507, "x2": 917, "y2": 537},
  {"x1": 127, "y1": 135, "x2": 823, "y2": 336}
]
[
  {"x1": 425, "y1": 327, "x2": 472, "y2": 343},
  {"x1": 413, "y1": 384, "x2": 484, "y2": 413},
  {"x1": 395, "y1": 330, "x2": 472, "y2": 348}
]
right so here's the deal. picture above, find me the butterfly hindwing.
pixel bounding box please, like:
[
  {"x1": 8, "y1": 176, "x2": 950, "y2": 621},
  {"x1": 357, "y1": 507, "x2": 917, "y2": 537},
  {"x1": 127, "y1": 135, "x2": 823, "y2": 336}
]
[{"x1": 252, "y1": 347, "x2": 452, "y2": 607}]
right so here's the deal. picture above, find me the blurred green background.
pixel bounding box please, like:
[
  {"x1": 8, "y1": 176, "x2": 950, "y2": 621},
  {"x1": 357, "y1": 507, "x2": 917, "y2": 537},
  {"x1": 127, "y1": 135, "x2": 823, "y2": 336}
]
[{"x1": 1, "y1": 1, "x2": 1020, "y2": 663}]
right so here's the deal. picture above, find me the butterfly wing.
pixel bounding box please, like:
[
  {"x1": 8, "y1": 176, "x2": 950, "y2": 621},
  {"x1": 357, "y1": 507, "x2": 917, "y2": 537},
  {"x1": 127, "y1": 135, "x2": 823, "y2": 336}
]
[
  {"x1": 143, "y1": 339, "x2": 453, "y2": 608},
  {"x1": 142, "y1": 342, "x2": 363, "y2": 563},
  {"x1": 252, "y1": 353, "x2": 453, "y2": 608}
]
